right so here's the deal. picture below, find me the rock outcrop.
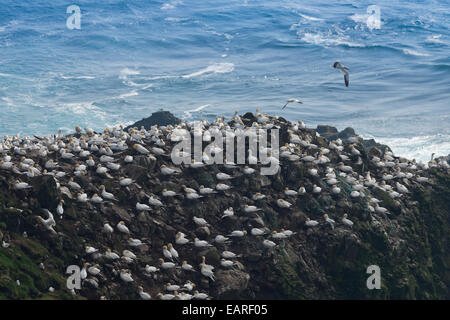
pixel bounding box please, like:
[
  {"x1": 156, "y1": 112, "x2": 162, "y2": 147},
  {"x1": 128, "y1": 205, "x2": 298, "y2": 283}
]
[{"x1": 0, "y1": 112, "x2": 448, "y2": 300}]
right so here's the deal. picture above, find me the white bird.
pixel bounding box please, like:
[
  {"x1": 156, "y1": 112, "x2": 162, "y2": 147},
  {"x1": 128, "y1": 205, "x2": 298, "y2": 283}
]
[
  {"x1": 342, "y1": 214, "x2": 354, "y2": 227},
  {"x1": 324, "y1": 214, "x2": 335, "y2": 229},
  {"x1": 282, "y1": 98, "x2": 303, "y2": 110},
  {"x1": 120, "y1": 270, "x2": 134, "y2": 282},
  {"x1": 117, "y1": 221, "x2": 130, "y2": 234},
  {"x1": 221, "y1": 207, "x2": 234, "y2": 219},
  {"x1": 193, "y1": 216, "x2": 208, "y2": 226},
  {"x1": 305, "y1": 218, "x2": 319, "y2": 227},
  {"x1": 138, "y1": 286, "x2": 151, "y2": 300},
  {"x1": 277, "y1": 199, "x2": 292, "y2": 208}
]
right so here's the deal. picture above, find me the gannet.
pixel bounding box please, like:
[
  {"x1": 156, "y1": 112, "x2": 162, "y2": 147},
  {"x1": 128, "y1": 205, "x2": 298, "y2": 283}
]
[
  {"x1": 193, "y1": 291, "x2": 209, "y2": 300},
  {"x1": 243, "y1": 166, "x2": 255, "y2": 174},
  {"x1": 263, "y1": 239, "x2": 277, "y2": 248},
  {"x1": 199, "y1": 186, "x2": 217, "y2": 194},
  {"x1": 138, "y1": 286, "x2": 151, "y2": 300},
  {"x1": 145, "y1": 265, "x2": 159, "y2": 273},
  {"x1": 251, "y1": 228, "x2": 266, "y2": 236},
  {"x1": 136, "y1": 202, "x2": 151, "y2": 211},
  {"x1": 312, "y1": 185, "x2": 322, "y2": 194},
  {"x1": 100, "y1": 185, "x2": 117, "y2": 201},
  {"x1": 85, "y1": 246, "x2": 98, "y2": 254},
  {"x1": 342, "y1": 214, "x2": 354, "y2": 227},
  {"x1": 90, "y1": 193, "x2": 103, "y2": 204},
  {"x1": 332, "y1": 61, "x2": 349, "y2": 87},
  {"x1": 221, "y1": 207, "x2": 234, "y2": 219},
  {"x1": 216, "y1": 183, "x2": 231, "y2": 191},
  {"x1": 157, "y1": 292, "x2": 176, "y2": 300},
  {"x1": 117, "y1": 221, "x2": 130, "y2": 234},
  {"x1": 200, "y1": 263, "x2": 215, "y2": 281},
  {"x1": 221, "y1": 259, "x2": 236, "y2": 268},
  {"x1": 14, "y1": 181, "x2": 31, "y2": 190},
  {"x1": 182, "y1": 261, "x2": 195, "y2": 271},
  {"x1": 103, "y1": 223, "x2": 114, "y2": 233},
  {"x1": 168, "y1": 243, "x2": 179, "y2": 260},
  {"x1": 271, "y1": 231, "x2": 288, "y2": 239},
  {"x1": 305, "y1": 217, "x2": 319, "y2": 227},
  {"x1": 277, "y1": 199, "x2": 292, "y2": 208},
  {"x1": 244, "y1": 204, "x2": 261, "y2": 213},
  {"x1": 161, "y1": 164, "x2": 178, "y2": 175},
  {"x1": 375, "y1": 204, "x2": 389, "y2": 214},
  {"x1": 123, "y1": 249, "x2": 137, "y2": 260},
  {"x1": 133, "y1": 144, "x2": 149, "y2": 154},
  {"x1": 193, "y1": 216, "x2": 208, "y2": 226},
  {"x1": 282, "y1": 98, "x2": 303, "y2": 110},
  {"x1": 105, "y1": 248, "x2": 120, "y2": 260},
  {"x1": 159, "y1": 258, "x2": 176, "y2": 269},
  {"x1": 128, "y1": 237, "x2": 143, "y2": 247},
  {"x1": 37, "y1": 209, "x2": 56, "y2": 234},
  {"x1": 252, "y1": 192, "x2": 266, "y2": 200},
  {"x1": 162, "y1": 189, "x2": 178, "y2": 197},
  {"x1": 88, "y1": 264, "x2": 101, "y2": 276},
  {"x1": 194, "y1": 238, "x2": 213, "y2": 247},
  {"x1": 216, "y1": 172, "x2": 233, "y2": 180},
  {"x1": 284, "y1": 187, "x2": 298, "y2": 196},
  {"x1": 186, "y1": 190, "x2": 203, "y2": 199},
  {"x1": 227, "y1": 230, "x2": 247, "y2": 237},
  {"x1": 214, "y1": 234, "x2": 230, "y2": 244},
  {"x1": 176, "y1": 232, "x2": 190, "y2": 245},
  {"x1": 183, "y1": 281, "x2": 195, "y2": 291},
  {"x1": 120, "y1": 270, "x2": 134, "y2": 282},
  {"x1": 324, "y1": 214, "x2": 335, "y2": 229},
  {"x1": 222, "y1": 250, "x2": 240, "y2": 259},
  {"x1": 148, "y1": 195, "x2": 163, "y2": 206}
]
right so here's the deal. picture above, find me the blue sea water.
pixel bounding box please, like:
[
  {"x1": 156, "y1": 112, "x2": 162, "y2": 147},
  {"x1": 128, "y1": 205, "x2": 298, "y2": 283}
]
[{"x1": 0, "y1": 0, "x2": 449, "y2": 161}]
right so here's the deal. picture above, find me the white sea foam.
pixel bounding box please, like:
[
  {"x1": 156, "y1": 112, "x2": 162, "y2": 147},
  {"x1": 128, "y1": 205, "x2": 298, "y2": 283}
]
[
  {"x1": 119, "y1": 68, "x2": 140, "y2": 79},
  {"x1": 402, "y1": 48, "x2": 430, "y2": 57},
  {"x1": 182, "y1": 62, "x2": 235, "y2": 78},
  {"x1": 60, "y1": 75, "x2": 96, "y2": 80},
  {"x1": 183, "y1": 104, "x2": 210, "y2": 118},
  {"x1": 1, "y1": 97, "x2": 14, "y2": 106},
  {"x1": 425, "y1": 34, "x2": 444, "y2": 44},
  {"x1": 372, "y1": 134, "x2": 450, "y2": 162},
  {"x1": 118, "y1": 90, "x2": 139, "y2": 99},
  {"x1": 59, "y1": 102, "x2": 107, "y2": 120},
  {"x1": 299, "y1": 13, "x2": 323, "y2": 21},
  {"x1": 300, "y1": 32, "x2": 364, "y2": 48}
]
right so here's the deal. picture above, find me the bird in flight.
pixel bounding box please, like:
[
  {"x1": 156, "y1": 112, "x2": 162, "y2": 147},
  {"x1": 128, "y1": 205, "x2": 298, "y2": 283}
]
[
  {"x1": 282, "y1": 98, "x2": 303, "y2": 109},
  {"x1": 332, "y1": 61, "x2": 349, "y2": 87}
]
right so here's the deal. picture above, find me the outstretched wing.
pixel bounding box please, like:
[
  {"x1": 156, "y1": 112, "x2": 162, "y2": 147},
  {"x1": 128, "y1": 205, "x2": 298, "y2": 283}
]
[
  {"x1": 282, "y1": 102, "x2": 289, "y2": 109},
  {"x1": 344, "y1": 72, "x2": 349, "y2": 87}
]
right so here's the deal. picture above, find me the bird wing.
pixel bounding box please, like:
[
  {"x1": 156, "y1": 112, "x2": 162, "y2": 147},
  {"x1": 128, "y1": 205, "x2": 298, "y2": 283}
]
[
  {"x1": 344, "y1": 72, "x2": 349, "y2": 87},
  {"x1": 282, "y1": 102, "x2": 289, "y2": 109}
]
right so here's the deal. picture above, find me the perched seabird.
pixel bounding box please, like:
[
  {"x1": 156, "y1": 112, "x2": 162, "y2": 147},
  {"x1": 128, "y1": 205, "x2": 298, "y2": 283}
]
[
  {"x1": 332, "y1": 61, "x2": 349, "y2": 87},
  {"x1": 342, "y1": 214, "x2": 354, "y2": 227}
]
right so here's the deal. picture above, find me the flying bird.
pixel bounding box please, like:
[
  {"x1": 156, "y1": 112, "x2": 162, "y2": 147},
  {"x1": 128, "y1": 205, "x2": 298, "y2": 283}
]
[
  {"x1": 332, "y1": 61, "x2": 349, "y2": 87},
  {"x1": 282, "y1": 99, "x2": 303, "y2": 110}
]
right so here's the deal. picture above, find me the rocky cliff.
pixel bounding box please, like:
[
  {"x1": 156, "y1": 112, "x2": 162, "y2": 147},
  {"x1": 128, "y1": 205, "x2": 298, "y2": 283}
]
[{"x1": 0, "y1": 112, "x2": 448, "y2": 300}]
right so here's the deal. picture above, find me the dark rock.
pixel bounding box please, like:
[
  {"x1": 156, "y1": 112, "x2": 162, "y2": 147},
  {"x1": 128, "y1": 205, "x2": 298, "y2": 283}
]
[
  {"x1": 125, "y1": 110, "x2": 180, "y2": 131},
  {"x1": 215, "y1": 269, "x2": 250, "y2": 298}
]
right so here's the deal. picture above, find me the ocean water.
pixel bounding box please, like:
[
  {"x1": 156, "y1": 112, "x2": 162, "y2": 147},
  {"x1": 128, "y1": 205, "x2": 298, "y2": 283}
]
[{"x1": 0, "y1": 0, "x2": 449, "y2": 161}]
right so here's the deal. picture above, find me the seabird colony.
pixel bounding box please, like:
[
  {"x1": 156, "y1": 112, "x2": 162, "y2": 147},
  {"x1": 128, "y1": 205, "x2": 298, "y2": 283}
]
[{"x1": 0, "y1": 109, "x2": 448, "y2": 299}]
